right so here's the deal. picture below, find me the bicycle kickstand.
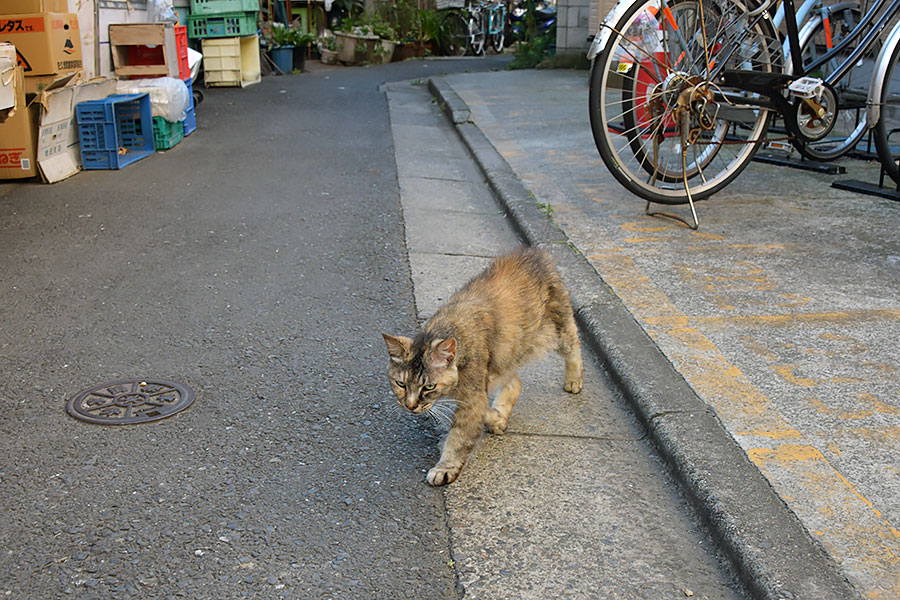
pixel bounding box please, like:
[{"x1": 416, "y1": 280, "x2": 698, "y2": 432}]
[{"x1": 645, "y1": 117, "x2": 700, "y2": 230}]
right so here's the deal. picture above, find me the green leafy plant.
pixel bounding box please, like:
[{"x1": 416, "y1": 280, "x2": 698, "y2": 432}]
[
  {"x1": 418, "y1": 9, "x2": 443, "y2": 44},
  {"x1": 267, "y1": 23, "x2": 314, "y2": 47},
  {"x1": 508, "y1": 22, "x2": 555, "y2": 69}
]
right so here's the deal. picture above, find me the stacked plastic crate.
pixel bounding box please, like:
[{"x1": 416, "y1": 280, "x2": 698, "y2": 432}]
[
  {"x1": 108, "y1": 23, "x2": 194, "y2": 149},
  {"x1": 188, "y1": 0, "x2": 262, "y2": 88},
  {"x1": 76, "y1": 94, "x2": 155, "y2": 170}
]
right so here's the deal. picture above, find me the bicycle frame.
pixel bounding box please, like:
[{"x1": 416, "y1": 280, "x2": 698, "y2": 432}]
[
  {"x1": 591, "y1": 0, "x2": 900, "y2": 122},
  {"x1": 485, "y1": 2, "x2": 506, "y2": 36}
]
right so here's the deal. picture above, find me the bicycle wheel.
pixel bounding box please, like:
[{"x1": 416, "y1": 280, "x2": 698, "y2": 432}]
[
  {"x1": 491, "y1": 9, "x2": 506, "y2": 52},
  {"x1": 873, "y1": 32, "x2": 900, "y2": 184},
  {"x1": 470, "y1": 14, "x2": 486, "y2": 55},
  {"x1": 444, "y1": 12, "x2": 470, "y2": 56},
  {"x1": 589, "y1": 0, "x2": 780, "y2": 204},
  {"x1": 794, "y1": 5, "x2": 872, "y2": 161}
]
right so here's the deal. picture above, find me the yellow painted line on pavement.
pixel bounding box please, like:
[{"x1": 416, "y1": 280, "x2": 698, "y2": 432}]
[
  {"x1": 749, "y1": 445, "x2": 900, "y2": 600},
  {"x1": 684, "y1": 310, "x2": 900, "y2": 330},
  {"x1": 587, "y1": 250, "x2": 900, "y2": 598}
]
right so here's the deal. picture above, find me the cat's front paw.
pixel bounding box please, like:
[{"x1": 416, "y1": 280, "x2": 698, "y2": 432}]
[
  {"x1": 564, "y1": 378, "x2": 583, "y2": 394},
  {"x1": 426, "y1": 464, "x2": 461, "y2": 486}
]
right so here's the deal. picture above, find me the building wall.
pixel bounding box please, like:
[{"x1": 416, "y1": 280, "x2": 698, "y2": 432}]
[{"x1": 555, "y1": 0, "x2": 592, "y2": 55}]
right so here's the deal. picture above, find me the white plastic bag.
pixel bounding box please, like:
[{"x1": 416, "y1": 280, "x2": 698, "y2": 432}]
[
  {"x1": 148, "y1": 0, "x2": 178, "y2": 23},
  {"x1": 116, "y1": 77, "x2": 189, "y2": 122}
]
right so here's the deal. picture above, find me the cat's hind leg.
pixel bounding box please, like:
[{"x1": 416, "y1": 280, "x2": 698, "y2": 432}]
[
  {"x1": 557, "y1": 314, "x2": 584, "y2": 394},
  {"x1": 484, "y1": 372, "x2": 521, "y2": 435}
]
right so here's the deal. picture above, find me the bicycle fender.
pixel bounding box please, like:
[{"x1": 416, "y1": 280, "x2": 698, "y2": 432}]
[
  {"x1": 586, "y1": 0, "x2": 640, "y2": 60},
  {"x1": 868, "y1": 20, "x2": 900, "y2": 128}
]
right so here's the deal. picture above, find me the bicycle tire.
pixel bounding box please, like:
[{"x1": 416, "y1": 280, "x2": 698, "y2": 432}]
[
  {"x1": 794, "y1": 5, "x2": 872, "y2": 161},
  {"x1": 470, "y1": 15, "x2": 486, "y2": 56},
  {"x1": 490, "y1": 7, "x2": 506, "y2": 52},
  {"x1": 874, "y1": 34, "x2": 900, "y2": 184},
  {"x1": 589, "y1": 0, "x2": 779, "y2": 204},
  {"x1": 443, "y1": 12, "x2": 471, "y2": 56}
]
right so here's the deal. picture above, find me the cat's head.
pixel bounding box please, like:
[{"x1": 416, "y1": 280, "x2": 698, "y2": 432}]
[{"x1": 381, "y1": 333, "x2": 458, "y2": 414}]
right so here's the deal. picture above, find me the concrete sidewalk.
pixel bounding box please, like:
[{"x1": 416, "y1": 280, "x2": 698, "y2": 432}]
[
  {"x1": 385, "y1": 79, "x2": 748, "y2": 600},
  {"x1": 429, "y1": 68, "x2": 900, "y2": 599}
]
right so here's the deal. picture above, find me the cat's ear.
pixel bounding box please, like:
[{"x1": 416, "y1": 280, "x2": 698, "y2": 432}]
[
  {"x1": 382, "y1": 334, "x2": 412, "y2": 362},
  {"x1": 429, "y1": 338, "x2": 457, "y2": 369}
]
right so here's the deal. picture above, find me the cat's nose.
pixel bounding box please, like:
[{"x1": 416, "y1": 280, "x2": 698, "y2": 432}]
[{"x1": 405, "y1": 396, "x2": 418, "y2": 410}]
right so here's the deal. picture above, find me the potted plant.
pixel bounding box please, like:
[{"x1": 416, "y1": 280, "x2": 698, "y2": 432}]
[
  {"x1": 368, "y1": 15, "x2": 397, "y2": 64},
  {"x1": 265, "y1": 23, "x2": 308, "y2": 74},
  {"x1": 334, "y1": 22, "x2": 380, "y2": 64},
  {"x1": 392, "y1": 0, "x2": 419, "y2": 61},
  {"x1": 416, "y1": 10, "x2": 443, "y2": 56},
  {"x1": 318, "y1": 34, "x2": 339, "y2": 64},
  {"x1": 290, "y1": 30, "x2": 315, "y2": 72}
]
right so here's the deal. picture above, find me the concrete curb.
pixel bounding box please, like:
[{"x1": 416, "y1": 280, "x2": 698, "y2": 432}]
[{"x1": 427, "y1": 76, "x2": 861, "y2": 600}]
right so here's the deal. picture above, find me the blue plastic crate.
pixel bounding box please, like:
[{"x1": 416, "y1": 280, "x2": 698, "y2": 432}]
[
  {"x1": 76, "y1": 94, "x2": 155, "y2": 170},
  {"x1": 183, "y1": 78, "x2": 196, "y2": 136}
]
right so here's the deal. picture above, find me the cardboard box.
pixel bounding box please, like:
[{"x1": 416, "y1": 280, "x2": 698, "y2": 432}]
[
  {"x1": 33, "y1": 75, "x2": 116, "y2": 182},
  {"x1": 0, "y1": 67, "x2": 38, "y2": 179},
  {"x1": 24, "y1": 68, "x2": 78, "y2": 95},
  {"x1": 109, "y1": 23, "x2": 181, "y2": 79},
  {"x1": 0, "y1": 12, "x2": 82, "y2": 75},
  {"x1": 0, "y1": 0, "x2": 68, "y2": 14},
  {"x1": 0, "y1": 41, "x2": 14, "y2": 111}
]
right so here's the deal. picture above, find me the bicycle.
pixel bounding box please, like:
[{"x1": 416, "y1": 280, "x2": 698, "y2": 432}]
[
  {"x1": 468, "y1": 1, "x2": 488, "y2": 56},
  {"x1": 586, "y1": 0, "x2": 900, "y2": 228},
  {"x1": 442, "y1": 7, "x2": 473, "y2": 56},
  {"x1": 482, "y1": 0, "x2": 508, "y2": 53}
]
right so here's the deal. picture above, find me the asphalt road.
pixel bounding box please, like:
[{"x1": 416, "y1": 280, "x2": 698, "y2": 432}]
[{"x1": 0, "y1": 57, "x2": 506, "y2": 599}]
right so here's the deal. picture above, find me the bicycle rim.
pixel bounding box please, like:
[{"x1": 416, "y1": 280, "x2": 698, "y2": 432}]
[
  {"x1": 796, "y1": 8, "x2": 871, "y2": 161},
  {"x1": 470, "y1": 17, "x2": 486, "y2": 55},
  {"x1": 589, "y1": 0, "x2": 778, "y2": 204},
  {"x1": 492, "y1": 31, "x2": 506, "y2": 52},
  {"x1": 874, "y1": 39, "x2": 900, "y2": 183},
  {"x1": 445, "y1": 13, "x2": 470, "y2": 56}
]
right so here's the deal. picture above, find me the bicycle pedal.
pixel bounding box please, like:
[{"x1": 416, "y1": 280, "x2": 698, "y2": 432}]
[
  {"x1": 789, "y1": 76, "x2": 825, "y2": 99},
  {"x1": 765, "y1": 140, "x2": 794, "y2": 153}
]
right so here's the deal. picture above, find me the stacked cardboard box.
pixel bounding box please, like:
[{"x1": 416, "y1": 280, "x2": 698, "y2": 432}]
[{"x1": 0, "y1": 0, "x2": 90, "y2": 181}]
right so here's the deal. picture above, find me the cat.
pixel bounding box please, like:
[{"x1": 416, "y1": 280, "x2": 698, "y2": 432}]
[{"x1": 382, "y1": 247, "x2": 583, "y2": 486}]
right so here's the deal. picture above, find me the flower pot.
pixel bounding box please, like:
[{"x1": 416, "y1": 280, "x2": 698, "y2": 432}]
[
  {"x1": 320, "y1": 48, "x2": 338, "y2": 64},
  {"x1": 292, "y1": 42, "x2": 308, "y2": 72},
  {"x1": 392, "y1": 42, "x2": 417, "y2": 62},
  {"x1": 270, "y1": 45, "x2": 294, "y2": 74},
  {"x1": 377, "y1": 39, "x2": 396, "y2": 64},
  {"x1": 334, "y1": 31, "x2": 379, "y2": 64}
]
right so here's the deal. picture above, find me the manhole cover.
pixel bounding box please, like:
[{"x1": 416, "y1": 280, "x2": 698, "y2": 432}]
[{"x1": 67, "y1": 378, "x2": 195, "y2": 425}]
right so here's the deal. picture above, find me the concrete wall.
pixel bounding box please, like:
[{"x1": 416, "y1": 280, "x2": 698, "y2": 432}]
[
  {"x1": 555, "y1": 0, "x2": 591, "y2": 55},
  {"x1": 557, "y1": 0, "x2": 618, "y2": 55}
]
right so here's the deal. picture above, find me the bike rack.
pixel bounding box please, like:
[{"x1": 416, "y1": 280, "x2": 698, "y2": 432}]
[{"x1": 831, "y1": 129, "x2": 900, "y2": 202}]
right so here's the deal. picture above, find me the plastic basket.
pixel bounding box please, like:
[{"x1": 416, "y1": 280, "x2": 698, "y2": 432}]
[
  {"x1": 183, "y1": 78, "x2": 197, "y2": 136},
  {"x1": 76, "y1": 94, "x2": 155, "y2": 169},
  {"x1": 188, "y1": 12, "x2": 258, "y2": 38},
  {"x1": 190, "y1": 0, "x2": 260, "y2": 15},
  {"x1": 201, "y1": 35, "x2": 261, "y2": 87},
  {"x1": 152, "y1": 116, "x2": 185, "y2": 150},
  {"x1": 175, "y1": 25, "x2": 189, "y2": 80}
]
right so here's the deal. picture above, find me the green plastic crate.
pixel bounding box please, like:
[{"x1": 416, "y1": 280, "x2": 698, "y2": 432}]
[
  {"x1": 152, "y1": 116, "x2": 185, "y2": 150},
  {"x1": 187, "y1": 11, "x2": 258, "y2": 38},
  {"x1": 190, "y1": 0, "x2": 260, "y2": 15}
]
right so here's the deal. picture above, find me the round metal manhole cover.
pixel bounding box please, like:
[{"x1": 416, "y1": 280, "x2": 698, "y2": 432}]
[{"x1": 67, "y1": 378, "x2": 195, "y2": 425}]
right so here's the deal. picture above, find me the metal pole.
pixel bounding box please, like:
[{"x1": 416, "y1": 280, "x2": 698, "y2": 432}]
[{"x1": 94, "y1": 0, "x2": 101, "y2": 77}]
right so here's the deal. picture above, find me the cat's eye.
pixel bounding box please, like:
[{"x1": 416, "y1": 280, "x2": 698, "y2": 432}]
[
  {"x1": 423, "y1": 383, "x2": 437, "y2": 391},
  {"x1": 394, "y1": 380, "x2": 406, "y2": 388}
]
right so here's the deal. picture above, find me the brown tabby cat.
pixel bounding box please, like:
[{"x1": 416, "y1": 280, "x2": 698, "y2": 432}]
[{"x1": 382, "y1": 247, "x2": 583, "y2": 486}]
